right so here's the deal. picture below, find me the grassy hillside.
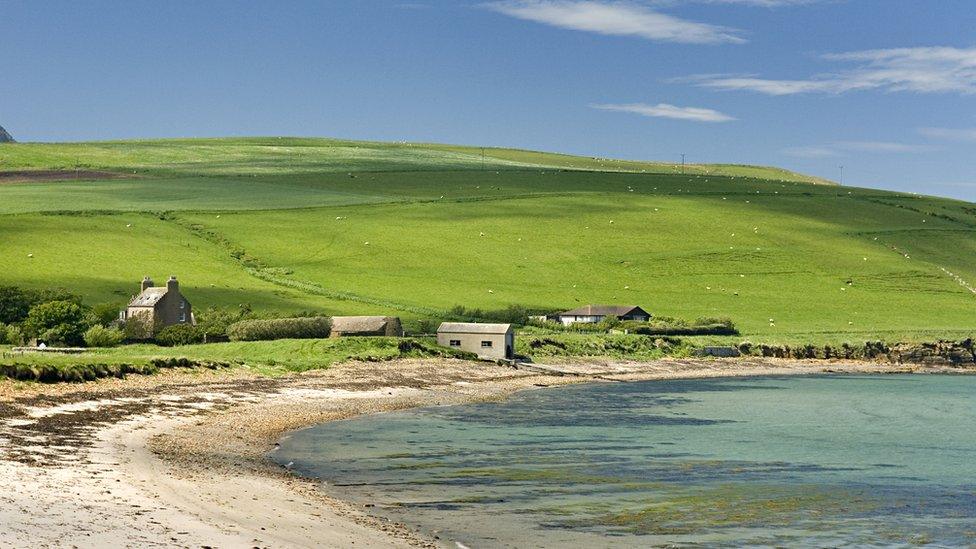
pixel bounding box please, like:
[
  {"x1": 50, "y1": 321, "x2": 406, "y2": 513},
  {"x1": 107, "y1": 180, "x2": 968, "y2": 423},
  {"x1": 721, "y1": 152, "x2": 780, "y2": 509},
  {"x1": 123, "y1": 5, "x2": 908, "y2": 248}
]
[{"x1": 1, "y1": 137, "x2": 973, "y2": 342}]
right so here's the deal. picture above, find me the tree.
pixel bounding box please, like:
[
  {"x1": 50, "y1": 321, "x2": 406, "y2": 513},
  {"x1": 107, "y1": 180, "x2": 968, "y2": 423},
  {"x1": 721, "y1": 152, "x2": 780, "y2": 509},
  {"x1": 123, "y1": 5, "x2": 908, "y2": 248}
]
[
  {"x1": 83, "y1": 325, "x2": 124, "y2": 348},
  {"x1": 0, "y1": 286, "x2": 81, "y2": 324},
  {"x1": 24, "y1": 300, "x2": 90, "y2": 346}
]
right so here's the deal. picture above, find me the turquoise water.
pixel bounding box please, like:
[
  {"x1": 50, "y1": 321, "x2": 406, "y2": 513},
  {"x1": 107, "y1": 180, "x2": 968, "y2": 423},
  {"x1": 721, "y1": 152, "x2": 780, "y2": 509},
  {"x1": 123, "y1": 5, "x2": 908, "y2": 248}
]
[{"x1": 274, "y1": 375, "x2": 976, "y2": 547}]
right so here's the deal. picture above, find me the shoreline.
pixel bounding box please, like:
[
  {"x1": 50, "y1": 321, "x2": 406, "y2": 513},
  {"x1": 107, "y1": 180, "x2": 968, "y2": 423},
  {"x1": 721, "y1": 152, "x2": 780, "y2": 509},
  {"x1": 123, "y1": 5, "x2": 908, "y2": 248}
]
[{"x1": 0, "y1": 358, "x2": 971, "y2": 547}]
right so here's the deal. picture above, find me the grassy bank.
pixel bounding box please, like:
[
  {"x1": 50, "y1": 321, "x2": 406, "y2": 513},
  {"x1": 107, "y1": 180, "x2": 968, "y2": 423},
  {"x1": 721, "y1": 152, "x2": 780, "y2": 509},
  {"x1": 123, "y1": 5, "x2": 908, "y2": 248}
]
[
  {"x1": 2, "y1": 137, "x2": 975, "y2": 342},
  {"x1": 0, "y1": 337, "x2": 472, "y2": 381}
]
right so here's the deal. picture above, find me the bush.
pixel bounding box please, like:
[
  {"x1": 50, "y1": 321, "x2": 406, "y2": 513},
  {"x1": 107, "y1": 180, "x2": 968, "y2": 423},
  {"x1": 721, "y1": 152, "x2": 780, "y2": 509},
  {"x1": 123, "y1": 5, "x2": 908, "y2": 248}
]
[
  {"x1": 123, "y1": 313, "x2": 152, "y2": 340},
  {"x1": 446, "y1": 304, "x2": 533, "y2": 326},
  {"x1": 3, "y1": 324, "x2": 25, "y2": 346},
  {"x1": 194, "y1": 305, "x2": 254, "y2": 338},
  {"x1": 227, "y1": 316, "x2": 331, "y2": 341},
  {"x1": 24, "y1": 300, "x2": 91, "y2": 346},
  {"x1": 83, "y1": 325, "x2": 124, "y2": 348},
  {"x1": 90, "y1": 302, "x2": 124, "y2": 327},
  {"x1": 155, "y1": 324, "x2": 205, "y2": 347},
  {"x1": 0, "y1": 286, "x2": 81, "y2": 324}
]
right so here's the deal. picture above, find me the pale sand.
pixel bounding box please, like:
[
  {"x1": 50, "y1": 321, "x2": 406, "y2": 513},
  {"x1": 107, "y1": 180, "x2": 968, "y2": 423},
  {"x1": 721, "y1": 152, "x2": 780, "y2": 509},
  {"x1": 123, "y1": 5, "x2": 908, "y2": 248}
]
[{"x1": 0, "y1": 358, "x2": 969, "y2": 548}]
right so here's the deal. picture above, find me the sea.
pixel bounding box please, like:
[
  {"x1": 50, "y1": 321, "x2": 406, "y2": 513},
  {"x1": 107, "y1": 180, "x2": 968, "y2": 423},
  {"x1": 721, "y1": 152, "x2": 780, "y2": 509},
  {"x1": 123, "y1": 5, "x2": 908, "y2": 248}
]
[{"x1": 273, "y1": 375, "x2": 976, "y2": 547}]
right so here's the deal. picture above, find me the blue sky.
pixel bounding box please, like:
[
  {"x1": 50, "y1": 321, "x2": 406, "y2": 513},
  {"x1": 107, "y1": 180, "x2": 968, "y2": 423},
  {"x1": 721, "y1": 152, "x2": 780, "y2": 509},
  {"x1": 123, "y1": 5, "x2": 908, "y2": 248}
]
[{"x1": 2, "y1": 1, "x2": 975, "y2": 199}]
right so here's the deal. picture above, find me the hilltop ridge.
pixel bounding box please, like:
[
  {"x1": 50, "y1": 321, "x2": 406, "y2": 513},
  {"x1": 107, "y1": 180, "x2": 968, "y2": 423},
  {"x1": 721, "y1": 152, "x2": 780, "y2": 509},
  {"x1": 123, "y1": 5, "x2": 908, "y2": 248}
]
[{"x1": 0, "y1": 136, "x2": 834, "y2": 185}]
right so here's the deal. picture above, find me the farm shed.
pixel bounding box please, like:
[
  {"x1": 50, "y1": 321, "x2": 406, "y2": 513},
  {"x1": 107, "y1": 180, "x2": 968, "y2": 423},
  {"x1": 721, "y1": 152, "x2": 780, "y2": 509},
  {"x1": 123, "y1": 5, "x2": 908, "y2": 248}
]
[
  {"x1": 437, "y1": 322, "x2": 514, "y2": 360},
  {"x1": 122, "y1": 276, "x2": 194, "y2": 337},
  {"x1": 556, "y1": 305, "x2": 650, "y2": 326},
  {"x1": 330, "y1": 316, "x2": 403, "y2": 337}
]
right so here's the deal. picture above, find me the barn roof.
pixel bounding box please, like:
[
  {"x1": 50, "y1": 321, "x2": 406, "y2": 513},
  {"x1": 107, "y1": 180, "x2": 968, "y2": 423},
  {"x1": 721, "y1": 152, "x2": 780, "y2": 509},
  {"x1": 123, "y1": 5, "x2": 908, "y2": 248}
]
[
  {"x1": 128, "y1": 287, "x2": 168, "y2": 307},
  {"x1": 438, "y1": 322, "x2": 512, "y2": 334},
  {"x1": 332, "y1": 316, "x2": 398, "y2": 333},
  {"x1": 558, "y1": 305, "x2": 648, "y2": 317}
]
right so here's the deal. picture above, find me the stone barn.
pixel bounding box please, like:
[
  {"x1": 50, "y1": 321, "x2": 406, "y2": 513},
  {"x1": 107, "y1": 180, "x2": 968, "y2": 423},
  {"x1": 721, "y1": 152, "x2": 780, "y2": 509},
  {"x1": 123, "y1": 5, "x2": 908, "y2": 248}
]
[
  {"x1": 437, "y1": 322, "x2": 514, "y2": 360},
  {"x1": 122, "y1": 276, "x2": 194, "y2": 337},
  {"x1": 330, "y1": 316, "x2": 403, "y2": 337}
]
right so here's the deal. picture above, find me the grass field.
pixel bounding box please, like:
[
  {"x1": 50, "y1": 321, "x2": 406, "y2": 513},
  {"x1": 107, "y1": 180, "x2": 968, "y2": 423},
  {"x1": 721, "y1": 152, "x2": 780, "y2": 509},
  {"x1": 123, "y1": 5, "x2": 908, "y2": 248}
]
[{"x1": 1, "y1": 137, "x2": 974, "y2": 344}]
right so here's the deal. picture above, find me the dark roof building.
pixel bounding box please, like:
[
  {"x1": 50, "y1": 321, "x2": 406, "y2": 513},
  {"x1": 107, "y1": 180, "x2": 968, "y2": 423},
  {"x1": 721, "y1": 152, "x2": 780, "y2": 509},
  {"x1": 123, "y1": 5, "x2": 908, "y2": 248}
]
[{"x1": 556, "y1": 305, "x2": 650, "y2": 325}]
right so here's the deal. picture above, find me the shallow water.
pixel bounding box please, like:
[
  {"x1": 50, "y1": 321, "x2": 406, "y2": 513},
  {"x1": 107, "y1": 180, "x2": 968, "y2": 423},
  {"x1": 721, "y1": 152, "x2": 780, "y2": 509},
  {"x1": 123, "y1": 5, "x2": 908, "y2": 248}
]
[{"x1": 273, "y1": 375, "x2": 976, "y2": 547}]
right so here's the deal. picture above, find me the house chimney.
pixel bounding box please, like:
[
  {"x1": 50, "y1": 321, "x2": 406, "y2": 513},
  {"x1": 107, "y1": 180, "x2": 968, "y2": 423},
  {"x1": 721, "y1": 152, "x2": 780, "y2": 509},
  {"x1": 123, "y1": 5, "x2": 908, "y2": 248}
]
[
  {"x1": 167, "y1": 275, "x2": 179, "y2": 292},
  {"x1": 141, "y1": 276, "x2": 154, "y2": 291}
]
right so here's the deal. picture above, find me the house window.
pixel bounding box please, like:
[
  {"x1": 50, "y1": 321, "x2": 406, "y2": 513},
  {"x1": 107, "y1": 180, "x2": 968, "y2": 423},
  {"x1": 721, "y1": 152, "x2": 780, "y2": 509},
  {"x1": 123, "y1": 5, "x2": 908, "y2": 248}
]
[
  {"x1": 449, "y1": 339, "x2": 461, "y2": 347},
  {"x1": 180, "y1": 300, "x2": 185, "y2": 309},
  {"x1": 180, "y1": 312, "x2": 186, "y2": 322},
  {"x1": 481, "y1": 340, "x2": 493, "y2": 348}
]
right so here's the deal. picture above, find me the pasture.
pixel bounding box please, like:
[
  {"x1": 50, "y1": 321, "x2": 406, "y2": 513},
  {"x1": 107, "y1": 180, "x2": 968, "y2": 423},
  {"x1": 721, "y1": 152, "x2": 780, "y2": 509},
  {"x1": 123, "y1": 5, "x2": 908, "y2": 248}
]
[{"x1": 1, "y1": 137, "x2": 973, "y2": 343}]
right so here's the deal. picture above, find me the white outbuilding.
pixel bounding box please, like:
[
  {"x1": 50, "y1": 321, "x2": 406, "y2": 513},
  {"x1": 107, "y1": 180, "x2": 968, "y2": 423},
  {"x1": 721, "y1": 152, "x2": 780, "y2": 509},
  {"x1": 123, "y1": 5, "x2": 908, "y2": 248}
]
[{"x1": 437, "y1": 322, "x2": 514, "y2": 360}]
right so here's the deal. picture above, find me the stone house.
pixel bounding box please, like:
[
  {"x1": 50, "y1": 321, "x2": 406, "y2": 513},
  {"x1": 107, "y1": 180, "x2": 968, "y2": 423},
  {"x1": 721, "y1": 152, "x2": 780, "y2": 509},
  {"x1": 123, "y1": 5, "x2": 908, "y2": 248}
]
[
  {"x1": 122, "y1": 276, "x2": 194, "y2": 337},
  {"x1": 555, "y1": 305, "x2": 650, "y2": 326},
  {"x1": 437, "y1": 322, "x2": 514, "y2": 360},
  {"x1": 330, "y1": 316, "x2": 404, "y2": 337}
]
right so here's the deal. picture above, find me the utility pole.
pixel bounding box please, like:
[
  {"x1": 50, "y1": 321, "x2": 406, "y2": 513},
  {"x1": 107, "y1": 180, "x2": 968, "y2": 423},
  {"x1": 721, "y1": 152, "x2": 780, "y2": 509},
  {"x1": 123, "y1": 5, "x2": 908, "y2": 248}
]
[
  {"x1": 839, "y1": 165, "x2": 844, "y2": 185},
  {"x1": 680, "y1": 153, "x2": 686, "y2": 175}
]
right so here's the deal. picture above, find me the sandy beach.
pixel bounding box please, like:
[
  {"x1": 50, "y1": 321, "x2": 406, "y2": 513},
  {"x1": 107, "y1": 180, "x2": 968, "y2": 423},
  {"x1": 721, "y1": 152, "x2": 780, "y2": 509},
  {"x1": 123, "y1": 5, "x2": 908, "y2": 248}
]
[{"x1": 0, "y1": 357, "x2": 969, "y2": 548}]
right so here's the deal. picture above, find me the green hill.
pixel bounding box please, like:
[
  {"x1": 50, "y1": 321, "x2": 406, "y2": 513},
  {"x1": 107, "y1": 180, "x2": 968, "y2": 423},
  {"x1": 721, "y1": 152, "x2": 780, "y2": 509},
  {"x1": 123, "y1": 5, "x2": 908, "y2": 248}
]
[{"x1": 1, "y1": 137, "x2": 972, "y2": 343}]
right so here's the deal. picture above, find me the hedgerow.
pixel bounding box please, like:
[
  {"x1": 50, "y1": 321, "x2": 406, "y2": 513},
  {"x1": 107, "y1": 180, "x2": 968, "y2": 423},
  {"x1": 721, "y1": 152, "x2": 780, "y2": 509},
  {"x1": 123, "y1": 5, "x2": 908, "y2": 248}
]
[{"x1": 227, "y1": 316, "x2": 331, "y2": 341}]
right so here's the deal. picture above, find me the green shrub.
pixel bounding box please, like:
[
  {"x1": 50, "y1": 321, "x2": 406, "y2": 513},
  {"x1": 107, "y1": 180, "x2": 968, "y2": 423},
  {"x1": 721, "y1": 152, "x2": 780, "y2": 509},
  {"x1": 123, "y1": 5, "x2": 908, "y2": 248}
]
[
  {"x1": 195, "y1": 305, "x2": 254, "y2": 338},
  {"x1": 90, "y1": 302, "x2": 124, "y2": 327},
  {"x1": 446, "y1": 304, "x2": 533, "y2": 326},
  {"x1": 227, "y1": 316, "x2": 331, "y2": 341},
  {"x1": 123, "y1": 313, "x2": 152, "y2": 340},
  {"x1": 0, "y1": 286, "x2": 81, "y2": 324},
  {"x1": 24, "y1": 300, "x2": 91, "y2": 346},
  {"x1": 83, "y1": 325, "x2": 124, "y2": 348},
  {"x1": 155, "y1": 324, "x2": 205, "y2": 346}
]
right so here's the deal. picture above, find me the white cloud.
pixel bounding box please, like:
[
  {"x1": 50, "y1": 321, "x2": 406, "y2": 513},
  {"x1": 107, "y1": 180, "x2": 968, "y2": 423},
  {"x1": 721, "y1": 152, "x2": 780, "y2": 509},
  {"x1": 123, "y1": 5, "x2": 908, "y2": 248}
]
[
  {"x1": 835, "y1": 141, "x2": 936, "y2": 153},
  {"x1": 686, "y1": 46, "x2": 976, "y2": 95},
  {"x1": 484, "y1": 1, "x2": 745, "y2": 44},
  {"x1": 919, "y1": 127, "x2": 976, "y2": 141},
  {"x1": 782, "y1": 141, "x2": 936, "y2": 157},
  {"x1": 592, "y1": 102, "x2": 736, "y2": 122},
  {"x1": 694, "y1": 0, "x2": 821, "y2": 5},
  {"x1": 781, "y1": 146, "x2": 840, "y2": 158}
]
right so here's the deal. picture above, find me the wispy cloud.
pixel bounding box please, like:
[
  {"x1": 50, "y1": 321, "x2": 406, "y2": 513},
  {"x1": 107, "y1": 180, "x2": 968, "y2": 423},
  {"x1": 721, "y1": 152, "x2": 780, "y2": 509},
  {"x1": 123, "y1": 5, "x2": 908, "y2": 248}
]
[
  {"x1": 684, "y1": 46, "x2": 976, "y2": 95},
  {"x1": 781, "y1": 146, "x2": 840, "y2": 158},
  {"x1": 836, "y1": 141, "x2": 936, "y2": 153},
  {"x1": 592, "y1": 102, "x2": 736, "y2": 122},
  {"x1": 783, "y1": 141, "x2": 936, "y2": 157},
  {"x1": 483, "y1": 1, "x2": 745, "y2": 44},
  {"x1": 919, "y1": 127, "x2": 976, "y2": 141},
  {"x1": 694, "y1": 0, "x2": 821, "y2": 5}
]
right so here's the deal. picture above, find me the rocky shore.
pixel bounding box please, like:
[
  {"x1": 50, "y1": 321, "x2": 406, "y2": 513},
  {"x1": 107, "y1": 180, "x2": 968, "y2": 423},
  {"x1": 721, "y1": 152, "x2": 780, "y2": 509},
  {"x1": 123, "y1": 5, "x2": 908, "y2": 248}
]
[{"x1": 0, "y1": 357, "x2": 972, "y2": 548}]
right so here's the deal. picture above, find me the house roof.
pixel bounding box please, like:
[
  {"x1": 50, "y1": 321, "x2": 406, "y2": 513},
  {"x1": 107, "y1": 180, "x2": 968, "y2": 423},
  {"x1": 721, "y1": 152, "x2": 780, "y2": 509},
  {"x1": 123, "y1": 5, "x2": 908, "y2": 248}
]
[
  {"x1": 128, "y1": 287, "x2": 168, "y2": 307},
  {"x1": 438, "y1": 322, "x2": 512, "y2": 334},
  {"x1": 558, "y1": 305, "x2": 648, "y2": 317},
  {"x1": 332, "y1": 316, "x2": 399, "y2": 333}
]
